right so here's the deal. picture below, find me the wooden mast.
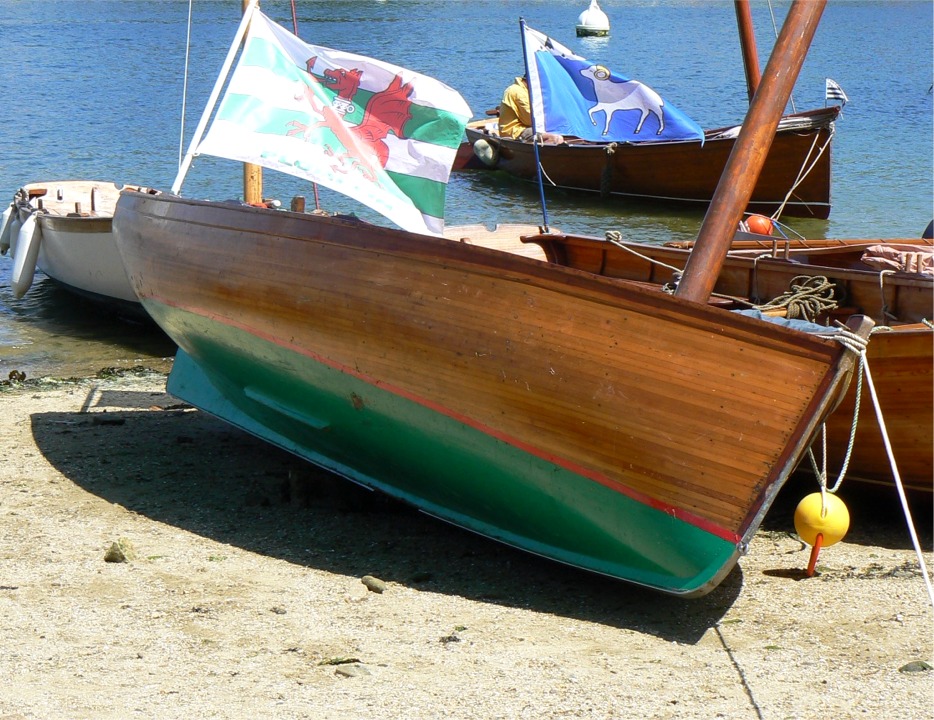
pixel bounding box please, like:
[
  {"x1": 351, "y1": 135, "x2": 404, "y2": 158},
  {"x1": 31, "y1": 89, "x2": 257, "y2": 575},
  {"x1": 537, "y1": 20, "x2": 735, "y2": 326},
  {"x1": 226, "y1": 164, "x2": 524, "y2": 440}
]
[
  {"x1": 734, "y1": 0, "x2": 761, "y2": 102},
  {"x1": 242, "y1": 0, "x2": 263, "y2": 204},
  {"x1": 675, "y1": 0, "x2": 826, "y2": 305}
]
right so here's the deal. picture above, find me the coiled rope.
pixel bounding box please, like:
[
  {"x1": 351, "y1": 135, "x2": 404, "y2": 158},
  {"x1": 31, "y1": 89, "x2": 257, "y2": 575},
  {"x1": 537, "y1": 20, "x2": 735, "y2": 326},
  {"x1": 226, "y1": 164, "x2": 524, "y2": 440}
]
[{"x1": 753, "y1": 274, "x2": 837, "y2": 321}]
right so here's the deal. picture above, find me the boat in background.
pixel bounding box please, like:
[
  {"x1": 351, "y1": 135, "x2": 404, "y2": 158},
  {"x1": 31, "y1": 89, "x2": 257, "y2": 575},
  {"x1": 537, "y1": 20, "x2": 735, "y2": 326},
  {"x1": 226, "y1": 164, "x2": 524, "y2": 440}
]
[
  {"x1": 465, "y1": 107, "x2": 837, "y2": 219},
  {"x1": 520, "y1": 226, "x2": 933, "y2": 494},
  {"x1": 1, "y1": 181, "x2": 157, "y2": 317},
  {"x1": 462, "y1": 2, "x2": 839, "y2": 219},
  {"x1": 113, "y1": 0, "x2": 872, "y2": 596}
]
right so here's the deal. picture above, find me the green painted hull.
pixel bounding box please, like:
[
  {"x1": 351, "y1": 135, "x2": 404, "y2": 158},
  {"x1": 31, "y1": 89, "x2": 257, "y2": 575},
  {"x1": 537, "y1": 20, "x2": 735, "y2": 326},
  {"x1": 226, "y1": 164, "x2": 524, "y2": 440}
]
[{"x1": 157, "y1": 303, "x2": 737, "y2": 596}]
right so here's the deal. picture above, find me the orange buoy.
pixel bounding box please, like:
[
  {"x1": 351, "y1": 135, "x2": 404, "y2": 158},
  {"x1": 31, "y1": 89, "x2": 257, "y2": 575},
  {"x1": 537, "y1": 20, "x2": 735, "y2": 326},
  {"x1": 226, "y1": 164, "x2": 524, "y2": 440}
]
[{"x1": 745, "y1": 214, "x2": 774, "y2": 235}]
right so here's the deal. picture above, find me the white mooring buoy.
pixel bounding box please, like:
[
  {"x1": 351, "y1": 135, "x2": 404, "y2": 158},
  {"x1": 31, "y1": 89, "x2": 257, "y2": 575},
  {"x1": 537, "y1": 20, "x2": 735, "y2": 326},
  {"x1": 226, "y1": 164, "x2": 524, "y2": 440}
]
[{"x1": 576, "y1": 0, "x2": 610, "y2": 37}]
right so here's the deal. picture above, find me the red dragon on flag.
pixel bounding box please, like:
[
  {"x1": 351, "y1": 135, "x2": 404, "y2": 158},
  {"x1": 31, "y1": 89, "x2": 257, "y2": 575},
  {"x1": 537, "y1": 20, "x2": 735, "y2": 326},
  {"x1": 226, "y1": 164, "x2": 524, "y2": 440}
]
[
  {"x1": 287, "y1": 56, "x2": 415, "y2": 182},
  {"x1": 191, "y1": 9, "x2": 471, "y2": 236}
]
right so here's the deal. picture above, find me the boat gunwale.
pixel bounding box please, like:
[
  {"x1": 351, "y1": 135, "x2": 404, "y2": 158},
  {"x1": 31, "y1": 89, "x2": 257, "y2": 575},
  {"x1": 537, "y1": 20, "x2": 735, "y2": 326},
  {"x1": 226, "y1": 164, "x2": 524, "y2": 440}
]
[
  {"x1": 465, "y1": 106, "x2": 840, "y2": 150},
  {"x1": 118, "y1": 190, "x2": 853, "y2": 359},
  {"x1": 542, "y1": 232, "x2": 934, "y2": 288}
]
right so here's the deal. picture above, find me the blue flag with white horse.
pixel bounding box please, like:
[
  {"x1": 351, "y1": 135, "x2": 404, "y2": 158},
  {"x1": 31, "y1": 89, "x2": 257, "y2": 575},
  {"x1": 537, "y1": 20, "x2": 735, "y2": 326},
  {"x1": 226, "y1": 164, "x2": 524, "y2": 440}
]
[{"x1": 523, "y1": 24, "x2": 704, "y2": 143}]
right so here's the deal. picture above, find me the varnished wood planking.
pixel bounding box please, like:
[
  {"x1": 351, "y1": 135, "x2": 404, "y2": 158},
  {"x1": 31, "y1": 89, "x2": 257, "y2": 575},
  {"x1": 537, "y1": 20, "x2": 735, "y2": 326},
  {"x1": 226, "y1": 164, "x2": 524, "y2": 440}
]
[
  {"x1": 824, "y1": 327, "x2": 933, "y2": 491},
  {"x1": 539, "y1": 236, "x2": 932, "y2": 324},
  {"x1": 534, "y1": 233, "x2": 932, "y2": 492},
  {"x1": 117, "y1": 196, "x2": 857, "y2": 533}
]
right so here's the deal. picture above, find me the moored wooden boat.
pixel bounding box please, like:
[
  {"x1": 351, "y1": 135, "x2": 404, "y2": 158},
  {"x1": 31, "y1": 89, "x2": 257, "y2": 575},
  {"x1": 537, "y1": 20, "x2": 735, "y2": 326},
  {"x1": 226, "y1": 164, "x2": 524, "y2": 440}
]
[
  {"x1": 2, "y1": 181, "x2": 157, "y2": 316},
  {"x1": 522, "y1": 230, "x2": 933, "y2": 493},
  {"x1": 113, "y1": 0, "x2": 872, "y2": 596},
  {"x1": 115, "y1": 191, "x2": 871, "y2": 595},
  {"x1": 461, "y1": 0, "x2": 839, "y2": 219},
  {"x1": 465, "y1": 106, "x2": 838, "y2": 219}
]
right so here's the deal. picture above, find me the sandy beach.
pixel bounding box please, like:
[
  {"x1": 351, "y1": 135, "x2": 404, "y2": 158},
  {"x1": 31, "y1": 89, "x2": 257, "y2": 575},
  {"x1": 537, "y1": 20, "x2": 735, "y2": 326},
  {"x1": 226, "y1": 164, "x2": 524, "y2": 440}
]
[{"x1": 0, "y1": 369, "x2": 930, "y2": 719}]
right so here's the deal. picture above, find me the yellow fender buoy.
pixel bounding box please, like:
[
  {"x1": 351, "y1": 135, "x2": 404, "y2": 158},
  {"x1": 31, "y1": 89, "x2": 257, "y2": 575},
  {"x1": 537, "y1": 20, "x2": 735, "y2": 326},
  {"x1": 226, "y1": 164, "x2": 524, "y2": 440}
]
[
  {"x1": 11, "y1": 212, "x2": 42, "y2": 299},
  {"x1": 794, "y1": 492, "x2": 850, "y2": 576}
]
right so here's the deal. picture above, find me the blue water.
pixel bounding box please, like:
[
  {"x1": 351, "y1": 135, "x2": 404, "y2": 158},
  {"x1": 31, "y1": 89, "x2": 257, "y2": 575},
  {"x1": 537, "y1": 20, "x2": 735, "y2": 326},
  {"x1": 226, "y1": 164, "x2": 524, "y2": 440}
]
[{"x1": 0, "y1": 0, "x2": 931, "y2": 378}]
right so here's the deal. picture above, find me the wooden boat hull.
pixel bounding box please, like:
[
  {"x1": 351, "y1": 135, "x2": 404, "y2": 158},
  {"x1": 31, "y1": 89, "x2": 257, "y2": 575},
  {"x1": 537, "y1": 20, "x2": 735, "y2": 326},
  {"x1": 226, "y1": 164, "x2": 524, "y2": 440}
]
[
  {"x1": 10, "y1": 181, "x2": 151, "y2": 312},
  {"x1": 113, "y1": 190, "x2": 867, "y2": 595},
  {"x1": 464, "y1": 107, "x2": 838, "y2": 219},
  {"x1": 527, "y1": 232, "x2": 933, "y2": 492}
]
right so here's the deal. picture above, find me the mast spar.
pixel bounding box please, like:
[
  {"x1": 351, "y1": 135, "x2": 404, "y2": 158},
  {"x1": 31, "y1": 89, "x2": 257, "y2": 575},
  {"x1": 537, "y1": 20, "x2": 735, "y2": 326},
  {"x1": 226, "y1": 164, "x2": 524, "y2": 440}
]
[
  {"x1": 242, "y1": 0, "x2": 262, "y2": 204},
  {"x1": 676, "y1": 0, "x2": 826, "y2": 304}
]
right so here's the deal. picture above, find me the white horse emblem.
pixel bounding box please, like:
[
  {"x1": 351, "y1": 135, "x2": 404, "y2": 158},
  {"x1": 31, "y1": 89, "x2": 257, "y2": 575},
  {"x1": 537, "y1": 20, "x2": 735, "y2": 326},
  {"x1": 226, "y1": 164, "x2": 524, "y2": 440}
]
[{"x1": 580, "y1": 65, "x2": 665, "y2": 136}]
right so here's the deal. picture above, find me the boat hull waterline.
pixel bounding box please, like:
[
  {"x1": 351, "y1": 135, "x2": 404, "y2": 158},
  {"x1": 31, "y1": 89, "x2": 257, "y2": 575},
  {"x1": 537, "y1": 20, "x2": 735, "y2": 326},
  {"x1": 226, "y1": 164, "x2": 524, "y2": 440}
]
[{"x1": 113, "y1": 190, "x2": 867, "y2": 596}]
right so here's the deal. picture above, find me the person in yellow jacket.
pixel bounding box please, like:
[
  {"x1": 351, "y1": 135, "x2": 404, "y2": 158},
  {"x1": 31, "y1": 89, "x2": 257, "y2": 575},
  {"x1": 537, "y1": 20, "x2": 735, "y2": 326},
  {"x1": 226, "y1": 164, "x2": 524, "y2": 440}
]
[{"x1": 498, "y1": 76, "x2": 564, "y2": 144}]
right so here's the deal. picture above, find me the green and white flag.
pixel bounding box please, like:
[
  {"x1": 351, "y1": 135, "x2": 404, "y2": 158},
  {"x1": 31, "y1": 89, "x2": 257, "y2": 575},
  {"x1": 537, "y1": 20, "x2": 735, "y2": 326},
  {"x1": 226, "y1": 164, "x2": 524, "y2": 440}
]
[{"x1": 196, "y1": 10, "x2": 471, "y2": 236}]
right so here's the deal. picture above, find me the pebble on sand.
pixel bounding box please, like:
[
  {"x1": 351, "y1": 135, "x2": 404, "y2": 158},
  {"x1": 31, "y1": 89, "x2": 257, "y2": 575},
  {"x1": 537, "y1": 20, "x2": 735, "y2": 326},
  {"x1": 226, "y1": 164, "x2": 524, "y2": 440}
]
[{"x1": 103, "y1": 538, "x2": 136, "y2": 563}]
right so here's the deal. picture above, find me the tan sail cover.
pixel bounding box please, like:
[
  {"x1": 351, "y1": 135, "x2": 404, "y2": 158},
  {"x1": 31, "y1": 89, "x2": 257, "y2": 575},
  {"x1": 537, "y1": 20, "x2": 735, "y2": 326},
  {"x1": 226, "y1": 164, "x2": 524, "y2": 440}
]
[{"x1": 861, "y1": 245, "x2": 934, "y2": 275}]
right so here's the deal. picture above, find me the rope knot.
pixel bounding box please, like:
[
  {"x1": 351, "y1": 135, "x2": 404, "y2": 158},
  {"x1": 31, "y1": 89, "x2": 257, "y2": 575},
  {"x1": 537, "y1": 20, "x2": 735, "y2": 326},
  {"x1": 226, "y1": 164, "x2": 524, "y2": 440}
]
[{"x1": 756, "y1": 274, "x2": 837, "y2": 322}]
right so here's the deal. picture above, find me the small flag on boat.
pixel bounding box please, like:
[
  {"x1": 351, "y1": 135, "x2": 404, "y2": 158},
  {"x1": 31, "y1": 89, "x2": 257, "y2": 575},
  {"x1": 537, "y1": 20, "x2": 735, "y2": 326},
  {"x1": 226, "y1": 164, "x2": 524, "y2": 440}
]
[
  {"x1": 195, "y1": 11, "x2": 471, "y2": 236},
  {"x1": 825, "y1": 78, "x2": 848, "y2": 106},
  {"x1": 521, "y1": 23, "x2": 703, "y2": 143}
]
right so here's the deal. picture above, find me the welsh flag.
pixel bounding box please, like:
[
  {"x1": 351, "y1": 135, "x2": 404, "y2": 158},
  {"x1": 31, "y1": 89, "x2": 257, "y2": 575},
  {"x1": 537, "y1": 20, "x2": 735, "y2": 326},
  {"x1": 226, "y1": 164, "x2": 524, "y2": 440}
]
[{"x1": 196, "y1": 10, "x2": 471, "y2": 236}]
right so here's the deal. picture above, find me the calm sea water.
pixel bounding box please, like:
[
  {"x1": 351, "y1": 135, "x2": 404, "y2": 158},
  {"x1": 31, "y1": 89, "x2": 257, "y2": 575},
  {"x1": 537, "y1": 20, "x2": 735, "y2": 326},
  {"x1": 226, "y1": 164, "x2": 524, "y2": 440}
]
[{"x1": 0, "y1": 0, "x2": 931, "y2": 379}]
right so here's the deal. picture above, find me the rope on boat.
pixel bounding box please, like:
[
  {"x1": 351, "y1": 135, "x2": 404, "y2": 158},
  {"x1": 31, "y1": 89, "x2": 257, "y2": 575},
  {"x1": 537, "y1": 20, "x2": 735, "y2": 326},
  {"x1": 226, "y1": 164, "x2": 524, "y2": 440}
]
[
  {"x1": 599, "y1": 233, "x2": 931, "y2": 603},
  {"x1": 12, "y1": 188, "x2": 39, "y2": 220},
  {"x1": 772, "y1": 123, "x2": 834, "y2": 220},
  {"x1": 605, "y1": 231, "x2": 682, "y2": 274},
  {"x1": 806, "y1": 327, "x2": 934, "y2": 608},
  {"x1": 537, "y1": 157, "x2": 558, "y2": 188},
  {"x1": 605, "y1": 231, "x2": 683, "y2": 292},
  {"x1": 753, "y1": 274, "x2": 838, "y2": 321},
  {"x1": 604, "y1": 231, "x2": 771, "y2": 306},
  {"x1": 805, "y1": 328, "x2": 866, "y2": 493},
  {"x1": 602, "y1": 233, "x2": 845, "y2": 318},
  {"x1": 862, "y1": 353, "x2": 934, "y2": 607}
]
